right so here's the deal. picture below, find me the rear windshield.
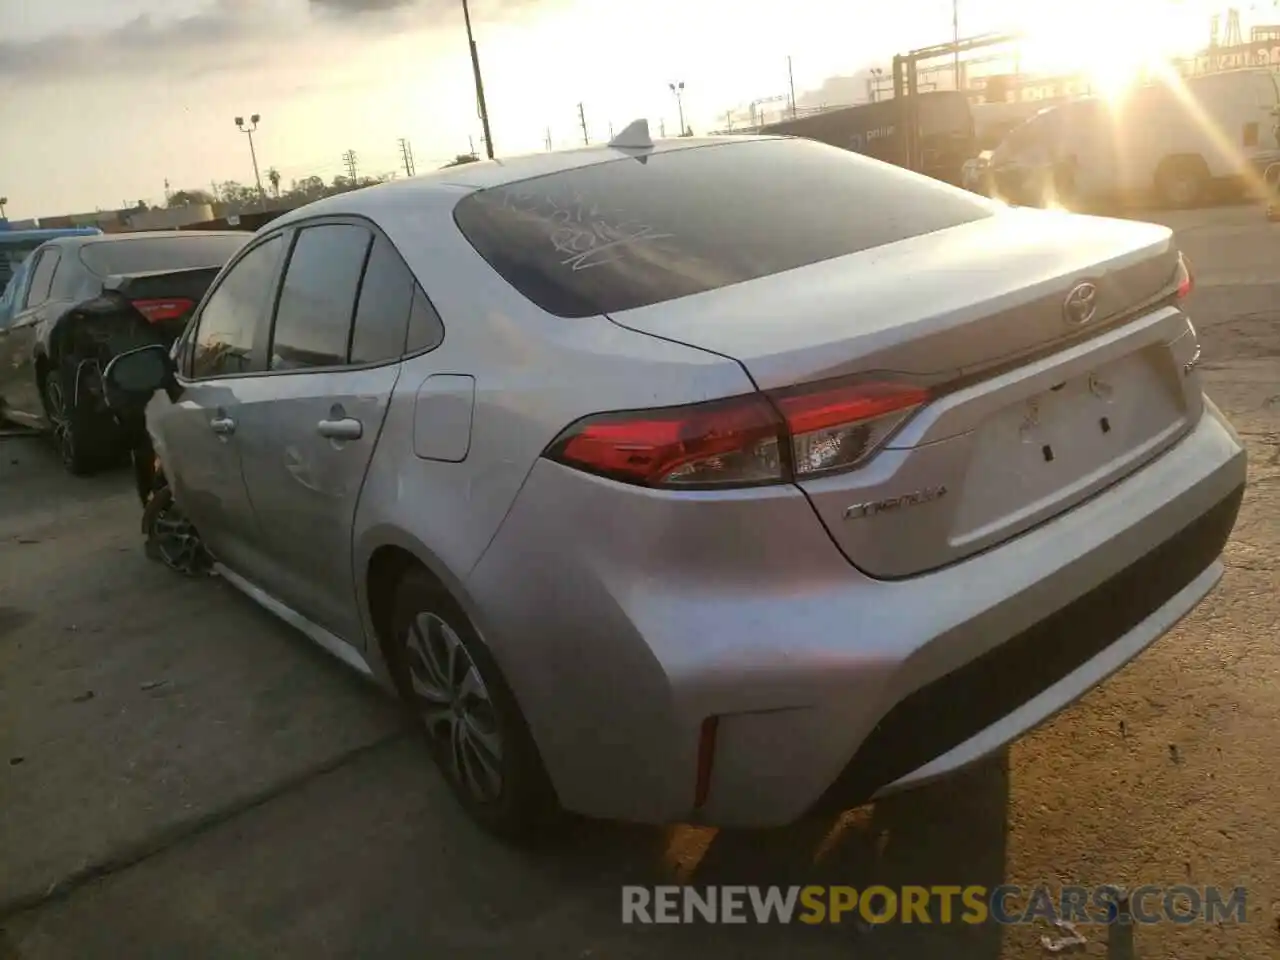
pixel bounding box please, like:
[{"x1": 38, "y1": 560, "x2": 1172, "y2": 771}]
[
  {"x1": 453, "y1": 138, "x2": 994, "y2": 318},
  {"x1": 79, "y1": 234, "x2": 250, "y2": 278}
]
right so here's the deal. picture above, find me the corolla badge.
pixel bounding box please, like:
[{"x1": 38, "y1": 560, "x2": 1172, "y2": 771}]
[
  {"x1": 843, "y1": 486, "x2": 948, "y2": 521},
  {"x1": 1063, "y1": 281, "x2": 1099, "y2": 326}
]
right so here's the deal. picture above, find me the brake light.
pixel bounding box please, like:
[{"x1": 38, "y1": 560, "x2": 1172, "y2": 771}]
[
  {"x1": 1174, "y1": 254, "x2": 1194, "y2": 300},
  {"x1": 545, "y1": 378, "x2": 929, "y2": 489},
  {"x1": 132, "y1": 298, "x2": 194, "y2": 323},
  {"x1": 548, "y1": 394, "x2": 784, "y2": 488}
]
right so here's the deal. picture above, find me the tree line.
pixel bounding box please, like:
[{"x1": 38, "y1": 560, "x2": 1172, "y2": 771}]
[{"x1": 166, "y1": 155, "x2": 481, "y2": 211}]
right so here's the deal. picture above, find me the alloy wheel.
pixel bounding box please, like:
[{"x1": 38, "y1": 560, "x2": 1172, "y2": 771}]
[
  {"x1": 150, "y1": 501, "x2": 208, "y2": 575},
  {"x1": 404, "y1": 612, "x2": 504, "y2": 803},
  {"x1": 43, "y1": 377, "x2": 76, "y2": 467}
]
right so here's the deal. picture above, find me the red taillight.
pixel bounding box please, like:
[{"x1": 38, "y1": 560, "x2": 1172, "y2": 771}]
[
  {"x1": 545, "y1": 378, "x2": 929, "y2": 489},
  {"x1": 1174, "y1": 254, "x2": 1194, "y2": 300},
  {"x1": 132, "y1": 298, "x2": 194, "y2": 323},
  {"x1": 548, "y1": 394, "x2": 784, "y2": 488}
]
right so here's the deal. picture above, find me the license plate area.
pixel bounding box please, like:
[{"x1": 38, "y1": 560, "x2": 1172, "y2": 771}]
[{"x1": 951, "y1": 347, "x2": 1188, "y2": 547}]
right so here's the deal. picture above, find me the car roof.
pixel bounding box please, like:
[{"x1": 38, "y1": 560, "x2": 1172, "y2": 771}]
[
  {"x1": 266, "y1": 136, "x2": 776, "y2": 230},
  {"x1": 0, "y1": 227, "x2": 101, "y2": 245},
  {"x1": 35, "y1": 230, "x2": 248, "y2": 252}
]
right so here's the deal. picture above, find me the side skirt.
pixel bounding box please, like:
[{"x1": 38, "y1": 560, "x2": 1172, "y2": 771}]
[{"x1": 213, "y1": 562, "x2": 375, "y2": 679}]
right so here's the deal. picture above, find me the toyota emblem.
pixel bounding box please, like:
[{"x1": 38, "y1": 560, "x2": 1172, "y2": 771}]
[{"x1": 1063, "y1": 282, "x2": 1099, "y2": 326}]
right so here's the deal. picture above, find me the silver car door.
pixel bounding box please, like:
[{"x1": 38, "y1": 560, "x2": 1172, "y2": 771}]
[
  {"x1": 160, "y1": 233, "x2": 287, "y2": 576},
  {"x1": 232, "y1": 225, "x2": 431, "y2": 644}
]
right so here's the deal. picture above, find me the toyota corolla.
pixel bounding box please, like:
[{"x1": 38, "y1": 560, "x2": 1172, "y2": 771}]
[{"x1": 105, "y1": 125, "x2": 1246, "y2": 839}]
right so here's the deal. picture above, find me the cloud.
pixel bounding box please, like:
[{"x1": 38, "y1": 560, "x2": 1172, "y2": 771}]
[
  {"x1": 309, "y1": 0, "x2": 415, "y2": 12},
  {"x1": 0, "y1": 2, "x2": 279, "y2": 81},
  {"x1": 0, "y1": 0, "x2": 543, "y2": 82}
]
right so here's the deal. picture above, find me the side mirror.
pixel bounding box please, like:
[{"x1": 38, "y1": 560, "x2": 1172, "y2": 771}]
[{"x1": 104, "y1": 344, "x2": 179, "y2": 409}]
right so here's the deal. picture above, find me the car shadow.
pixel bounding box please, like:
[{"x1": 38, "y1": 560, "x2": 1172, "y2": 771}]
[{"x1": 528, "y1": 755, "x2": 1012, "y2": 958}]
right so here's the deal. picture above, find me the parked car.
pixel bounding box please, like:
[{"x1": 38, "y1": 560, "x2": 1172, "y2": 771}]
[
  {"x1": 988, "y1": 69, "x2": 1280, "y2": 209},
  {"x1": 0, "y1": 226, "x2": 103, "y2": 298},
  {"x1": 105, "y1": 129, "x2": 1245, "y2": 839},
  {"x1": 0, "y1": 230, "x2": 250, "y2": 472}
]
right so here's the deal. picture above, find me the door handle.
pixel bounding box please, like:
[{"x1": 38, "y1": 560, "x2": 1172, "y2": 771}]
[
  {"x1": 210, "y1": 416, "x2": 236, "y2": 435},
  {"x1": 317, "y1": 417, "x2": 362, "y2": 440}
]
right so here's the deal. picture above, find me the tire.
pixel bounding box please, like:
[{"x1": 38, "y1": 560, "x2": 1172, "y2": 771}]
[
  {"x1": 1155, "y1": 156, "x2": 1209, "y2": 209},
  {"x1": 388, "y1": 568, "x2": 559, "y2": 841},
  {"x1": 142, "y1": 485, "x2": 211, "y2": 576},
  {"x1": 41, "y1": 362, "x2": 98, "y2": 477}
]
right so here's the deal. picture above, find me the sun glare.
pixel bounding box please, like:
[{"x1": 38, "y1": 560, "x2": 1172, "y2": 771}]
[{"x1": 1014, "y1": 0, "x2": 1196, "y2": 99}]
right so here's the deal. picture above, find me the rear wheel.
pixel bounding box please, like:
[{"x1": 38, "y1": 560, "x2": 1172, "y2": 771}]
[
  {"x1": 388, "y1": 568, "x2": 559, "y2": 841},
  {"x1": 1155, "y1": 156, "x2": 1209, "y2": 209},
  {"x1": 41, "y1": 366, "x2": 97, "y2": 476}
]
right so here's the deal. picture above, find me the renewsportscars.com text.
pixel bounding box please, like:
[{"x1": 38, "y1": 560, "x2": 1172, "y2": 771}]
[{"x1": 621, "y1": 884, "x2": 1248, "y2": 926}]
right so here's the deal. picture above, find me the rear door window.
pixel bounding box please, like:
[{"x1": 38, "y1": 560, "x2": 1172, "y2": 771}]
[
  {"x1": 22, "y1": 249, "x2": 60, "y2": 309},
  {"x1": 347, "y1": 235, "x2": 419, "y2": 365},
  {"x1": 453, "y1": 137, "x2": 993, "y2": 319},
  {"x1": 269, "y1": 224, "x2": 372, "y2": 371}
]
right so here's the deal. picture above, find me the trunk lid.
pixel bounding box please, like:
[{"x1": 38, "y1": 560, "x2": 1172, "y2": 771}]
[
  {"x1": 104, "y1": 265, "x2": 223, "y2": 307},
  {"x1": 103, "y1": 266, "x2": 222, "y2": 337},
  {"x1": 605, "y1": 208, "x2": 1180, "y2": 391},
  {"x1": 609, "y1": 208, "x2": 1201, "y2": 578}
]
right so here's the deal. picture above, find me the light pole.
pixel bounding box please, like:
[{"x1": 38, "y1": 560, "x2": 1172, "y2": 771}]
[
  {"x1": 234, "y1": 114, "x2": 266, "y2": 207},
  {"x1": 669, "y1": 81, "x2": 686, "y2": 136},
  {"x1": 952, "y1": 0, "x2": 961, "y2": 90},
  {"x1": 461, "y1": 0, "x2": 494, "y2": 159}
]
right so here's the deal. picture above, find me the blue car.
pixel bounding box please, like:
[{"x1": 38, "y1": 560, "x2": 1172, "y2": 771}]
[{"x1": 0, "y1": 226, "x2": 104, "y2": 330}]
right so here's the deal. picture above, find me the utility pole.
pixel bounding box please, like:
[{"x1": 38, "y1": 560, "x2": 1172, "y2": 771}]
[
  {"x1": 660, "y1": 118, "x2": 667, "y2": 137},
  {"x1": 461, "y1": 0, "x2": 494, "y2": 159},
  {"x1": 952, "y1": 0, "x2": 960, "y2": 90},
  {"x1": 545, "y1": 127, "x2": 553, "y2": 151},
  {"x1": 668, "y1": 82, "x2": 686, "y2": 136},
  {"x1": 788, "y1": 56, "x2": 797, "y2": 119},
  {"x1": 343, "y1": 150, "x2": 359, "y2": 183},
  {"x1": 398, "y1": 138, "x2": 416, "y2": 177},
  {"x1": 234, "y1": 114, "x2": 266, "y2": 208},
  {"x1": 608, "y1": 121, "x2": 614, "y2": 140},
  {"x1": 469, "y1": 135, "x2": 476, "y2": 156},
  {"x1": 578, "y1": 103, "x2": 589, "y2": 145},
  {"x1": 0, "y1": 197, "x2": 7, "y2": 219}
]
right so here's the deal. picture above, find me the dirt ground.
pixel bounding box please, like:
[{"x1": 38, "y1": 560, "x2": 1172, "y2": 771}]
[{"x1": 0, "y1": 204, "x2": 1277, "y2": 959}]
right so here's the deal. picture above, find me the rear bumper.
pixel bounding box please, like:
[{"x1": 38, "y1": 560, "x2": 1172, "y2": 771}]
[
  {"x1": 466, "y1": 399, "x2": 1246, "y2": 827},
  {"x1": 813, "y1": 479, "x2": 1240, "y2": 812}
]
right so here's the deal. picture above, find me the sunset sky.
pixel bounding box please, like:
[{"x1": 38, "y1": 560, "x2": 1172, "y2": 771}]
[{"x1": 0, "y1": 0, "x2": 1254, "y2": 218}]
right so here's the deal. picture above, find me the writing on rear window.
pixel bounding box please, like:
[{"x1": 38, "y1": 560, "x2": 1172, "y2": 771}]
[
  {"x1": 494, "y1": 189, "x2": 676, "y2": 273},
  {"x1": 454, "y1": 138, "x2": 994, "y2": 319}
]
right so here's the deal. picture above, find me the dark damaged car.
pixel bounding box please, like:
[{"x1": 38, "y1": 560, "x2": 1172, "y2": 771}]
[{"x1": 0, "y1": 231, "x2": 249, "y2": 473}]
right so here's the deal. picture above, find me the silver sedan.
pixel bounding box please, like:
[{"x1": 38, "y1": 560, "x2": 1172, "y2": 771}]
[{"x1": 105, "y1": 126, "x2": 1246, "y2": 839}]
